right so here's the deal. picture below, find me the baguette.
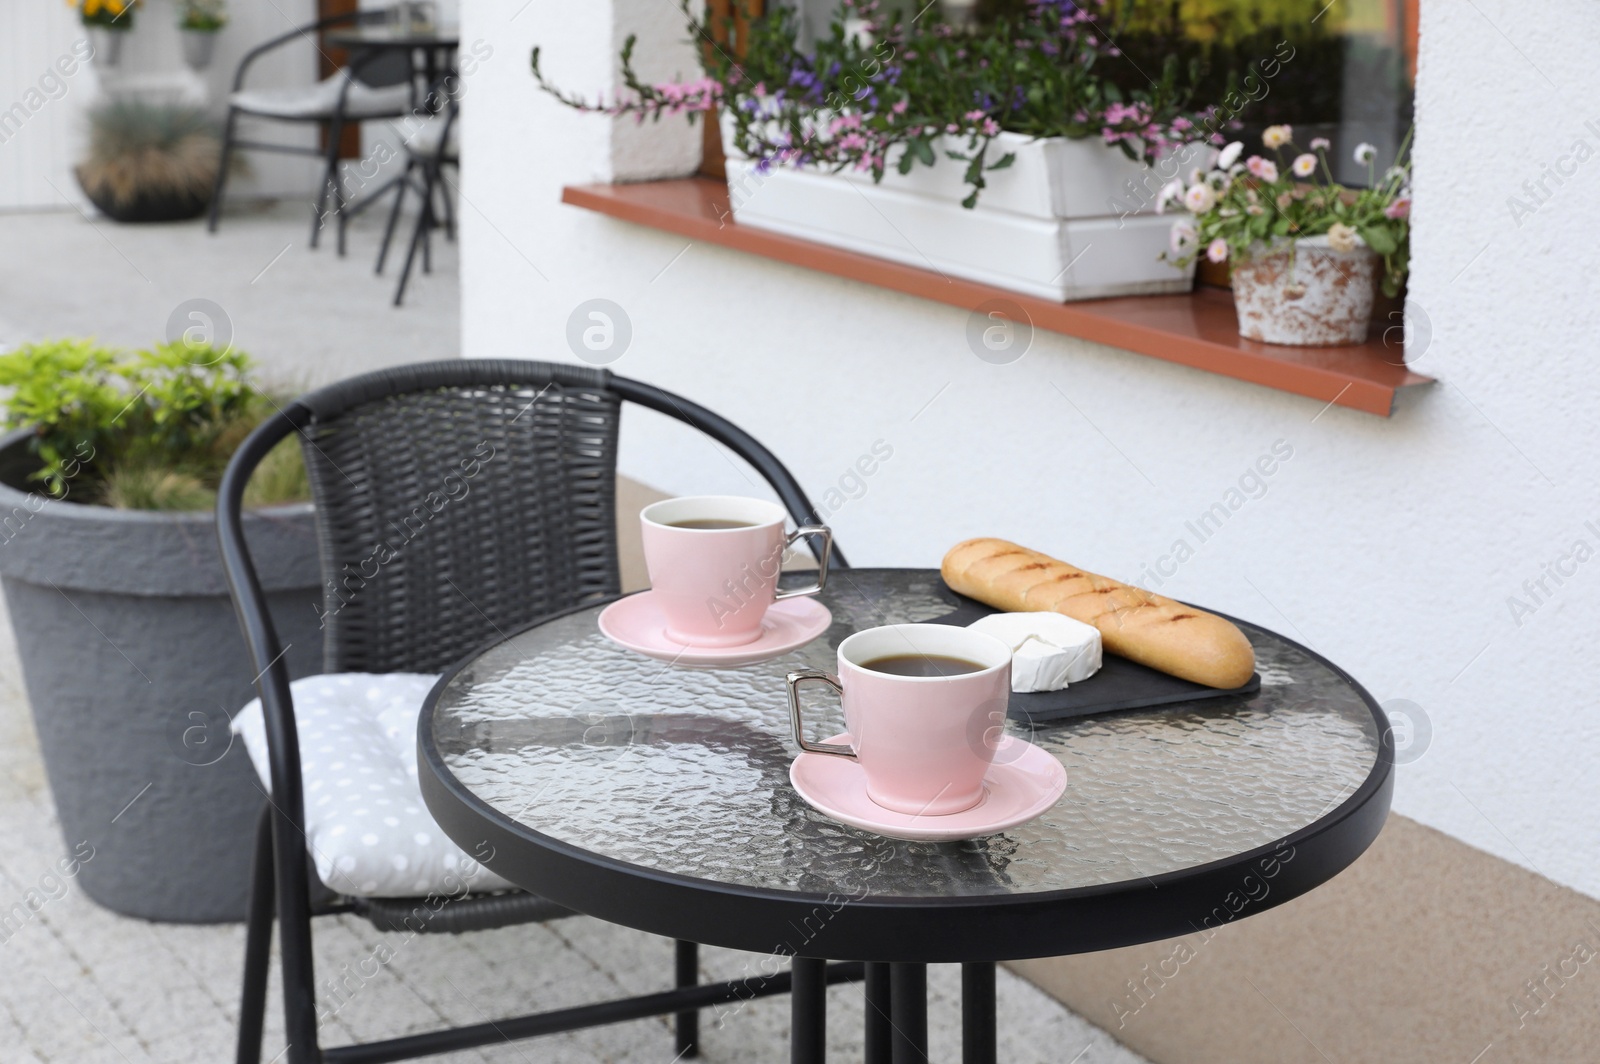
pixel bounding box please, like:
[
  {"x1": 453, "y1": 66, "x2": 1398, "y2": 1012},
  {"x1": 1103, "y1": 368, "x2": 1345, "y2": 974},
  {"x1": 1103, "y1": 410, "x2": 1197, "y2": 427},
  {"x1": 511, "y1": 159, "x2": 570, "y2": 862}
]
[{"x1": 941, "y1": 538, "x2": 1255, "y2": 689}]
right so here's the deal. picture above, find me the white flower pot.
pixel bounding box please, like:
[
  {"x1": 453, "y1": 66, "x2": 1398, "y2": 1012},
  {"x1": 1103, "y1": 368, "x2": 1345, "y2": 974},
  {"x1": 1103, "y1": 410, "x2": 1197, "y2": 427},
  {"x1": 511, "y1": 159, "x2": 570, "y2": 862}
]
[
  {"x1": 87, "y1": 26, "x2": 127, "y2": 67},
  {"x1": 721, "y1": 118, "x2": 1205, "y2": 302},
  {"x1": 181, "y1": 29, "x2": 219, "y2": 71},
  {"x1": 1230, "y1": 235, "x2": 1379, "y2": 346}
]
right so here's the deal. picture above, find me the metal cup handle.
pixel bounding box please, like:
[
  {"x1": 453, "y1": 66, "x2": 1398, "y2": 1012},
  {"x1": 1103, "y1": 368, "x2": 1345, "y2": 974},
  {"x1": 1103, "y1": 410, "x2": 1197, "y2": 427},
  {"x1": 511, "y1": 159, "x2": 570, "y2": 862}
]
[
  {"x1": 773, "y1": 525, "x2": 832, "y2": 601},
  {"x1": 786, "y1": 670, "x2": 855, "y2": 758}
]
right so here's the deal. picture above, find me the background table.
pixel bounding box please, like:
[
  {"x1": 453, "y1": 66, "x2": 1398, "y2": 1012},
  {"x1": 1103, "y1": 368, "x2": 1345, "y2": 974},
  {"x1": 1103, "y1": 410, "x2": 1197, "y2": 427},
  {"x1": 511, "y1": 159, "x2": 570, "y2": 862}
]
[
  {"x1": 322, "y1": 25, "x2": 461, "y2": 78},
  {"x1": 421, "y1": 569, "x2": 1392, "y2": 1062}
]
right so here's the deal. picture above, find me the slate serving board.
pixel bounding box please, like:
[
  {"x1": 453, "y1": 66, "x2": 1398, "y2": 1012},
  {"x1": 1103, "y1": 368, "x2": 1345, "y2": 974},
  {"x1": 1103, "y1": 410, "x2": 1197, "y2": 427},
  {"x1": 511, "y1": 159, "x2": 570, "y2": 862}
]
[{"x1": 925, "y1": 583, "x2": 1261, "y2": 723}]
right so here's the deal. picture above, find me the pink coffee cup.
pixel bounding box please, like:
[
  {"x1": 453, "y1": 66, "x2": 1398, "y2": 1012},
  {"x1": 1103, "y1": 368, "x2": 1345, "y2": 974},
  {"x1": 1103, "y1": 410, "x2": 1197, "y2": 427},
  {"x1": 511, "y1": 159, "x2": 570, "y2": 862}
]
[
  {"x1": 786, "y1": 623, "x2": 1013, "y2": 816},
  {"x1": 640, "y1": 495, "x2": 832, "y2": 648}
]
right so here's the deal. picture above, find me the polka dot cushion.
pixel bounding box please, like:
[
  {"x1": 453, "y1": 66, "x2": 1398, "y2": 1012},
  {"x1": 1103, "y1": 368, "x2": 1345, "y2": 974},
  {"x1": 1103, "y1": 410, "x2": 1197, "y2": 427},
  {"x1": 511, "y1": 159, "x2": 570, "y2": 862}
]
[{"x1": 232, "y1": 673, "x2": 515, "y2": 898}]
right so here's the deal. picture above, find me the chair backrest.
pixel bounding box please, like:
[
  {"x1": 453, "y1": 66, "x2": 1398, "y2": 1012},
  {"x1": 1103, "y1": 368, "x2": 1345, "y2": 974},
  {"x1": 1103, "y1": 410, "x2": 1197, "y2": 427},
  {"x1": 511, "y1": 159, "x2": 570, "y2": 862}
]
[
  {"x1": 347, "y1": 49, "x2": 415, "y2": 90},
  {"x1": 348, "y1": 6, "x2": 425, "y2": 88},
  {"x1": 286, "y1": 359, "x2": 841, "y2": 674},
  {"x1": 234, "y1": 9, "x2": 413, "y2": 93}
]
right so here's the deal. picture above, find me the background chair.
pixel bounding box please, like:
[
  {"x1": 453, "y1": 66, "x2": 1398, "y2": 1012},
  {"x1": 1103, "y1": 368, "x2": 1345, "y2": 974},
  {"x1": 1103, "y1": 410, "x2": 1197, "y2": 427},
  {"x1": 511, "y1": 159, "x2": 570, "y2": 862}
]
[
  {"x1": 218, "y1": 360, "x2": 848, "y2": 1064},
  {"x1": 207, "y1": 8, "x2": 418, "y2": 246},
  {"x1": 375, "y1": 100, "x2": 459, "y2": 306}
]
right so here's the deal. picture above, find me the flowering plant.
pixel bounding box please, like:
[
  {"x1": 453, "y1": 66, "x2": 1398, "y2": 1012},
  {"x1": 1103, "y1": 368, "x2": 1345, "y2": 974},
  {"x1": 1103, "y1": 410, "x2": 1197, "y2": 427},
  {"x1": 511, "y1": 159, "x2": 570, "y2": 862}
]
[
  {"x1": 69, "y1": 0, "x2": 140, "y2": 29},
  {"x1": 1163, "y1": 125, "x2": 1412, "y2": 296},
  {"x1": 532, "y1": 0, "x2": 1219, "y2": 208},
  {"x1": 178, "y1": 0, "x2": 227, "y2": 32}
]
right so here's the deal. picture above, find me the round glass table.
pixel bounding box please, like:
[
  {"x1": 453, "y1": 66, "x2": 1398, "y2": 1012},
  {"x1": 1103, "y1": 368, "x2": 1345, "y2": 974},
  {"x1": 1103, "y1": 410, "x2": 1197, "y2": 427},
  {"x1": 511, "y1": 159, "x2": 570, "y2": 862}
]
[{"x1": 420, "y1": 569, "x2": 1392, "y2": 1063}]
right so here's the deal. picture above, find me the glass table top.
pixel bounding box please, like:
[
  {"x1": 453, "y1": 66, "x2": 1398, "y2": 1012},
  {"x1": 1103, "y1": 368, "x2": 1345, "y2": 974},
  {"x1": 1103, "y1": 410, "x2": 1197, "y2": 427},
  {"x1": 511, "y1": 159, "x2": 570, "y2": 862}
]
[
  {"x1": 428, "y1": 569, "x2": 1382, "y2": 902},
  {"x1": 323, "y1": 27, "x2": 461, "y2": 47}
]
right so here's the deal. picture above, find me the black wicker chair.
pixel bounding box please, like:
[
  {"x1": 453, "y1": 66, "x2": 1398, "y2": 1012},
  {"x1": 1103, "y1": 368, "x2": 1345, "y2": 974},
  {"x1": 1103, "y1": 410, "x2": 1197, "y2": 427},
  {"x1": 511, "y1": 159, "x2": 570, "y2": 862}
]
[{"x1": 218, "y1": 360, "x2": 849, "y2": 1064}]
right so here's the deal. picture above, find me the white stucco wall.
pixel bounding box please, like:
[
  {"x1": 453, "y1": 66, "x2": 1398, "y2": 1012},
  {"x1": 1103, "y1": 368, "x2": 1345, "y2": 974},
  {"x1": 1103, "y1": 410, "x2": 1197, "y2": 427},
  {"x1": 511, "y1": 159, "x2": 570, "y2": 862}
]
[{"x1": 460, "y1": 1, "x2": 1600, "y2": 898}]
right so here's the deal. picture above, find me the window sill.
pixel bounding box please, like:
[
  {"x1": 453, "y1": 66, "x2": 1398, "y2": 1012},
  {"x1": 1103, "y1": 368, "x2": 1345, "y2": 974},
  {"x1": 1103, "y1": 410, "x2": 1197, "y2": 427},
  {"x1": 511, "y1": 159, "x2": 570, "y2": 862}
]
[{"x1": 562, "y1": 177, "x2": 1432, "y2": 417}]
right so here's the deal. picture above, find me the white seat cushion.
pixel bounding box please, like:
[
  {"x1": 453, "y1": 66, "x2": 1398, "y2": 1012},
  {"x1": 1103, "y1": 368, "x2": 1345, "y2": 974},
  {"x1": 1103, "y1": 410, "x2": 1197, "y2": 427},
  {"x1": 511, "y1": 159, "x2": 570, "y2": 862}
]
[
  {"x1": 233, "y1": 673, "x2": 515, "y2": 898},
  {"x1": 231, "y1": 74, "x2": 413, "y2": 120},
  {"x1": 400, "y1": 112, "x2": 458, "y2": 159}
]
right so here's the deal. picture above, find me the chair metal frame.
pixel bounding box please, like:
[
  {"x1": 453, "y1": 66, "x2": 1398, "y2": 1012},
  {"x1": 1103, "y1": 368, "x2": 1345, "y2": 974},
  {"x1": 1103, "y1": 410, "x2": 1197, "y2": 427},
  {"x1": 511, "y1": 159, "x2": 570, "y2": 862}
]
[
  {"x1": 376, "y1": 100, "x2": 459, "y2": 307},
  {"x1": 207, "y1": 8, "x2": 419, "y2": 248},
  {"x1": 218, "y1": 360, "x2": 852, "y2": 1064}
]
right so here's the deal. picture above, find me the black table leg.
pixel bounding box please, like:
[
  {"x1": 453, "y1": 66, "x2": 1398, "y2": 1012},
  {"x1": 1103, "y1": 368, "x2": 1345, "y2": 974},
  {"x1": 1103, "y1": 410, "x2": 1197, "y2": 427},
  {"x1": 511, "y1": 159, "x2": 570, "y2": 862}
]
[
  {"x1": 792, "y1": 956, "x2": 827, "y2": 1064},
  {"x1": 864, "y1": 962, "x2": 892, "y2": 1064},
  {"x1": 888, "y1": 963, "x2": 927, "y2": 1064},
  {"x1": 962, "y1": 962, "x2": 997, "y2": 1064},
  {"x1": 674, "y1": 939, "x2": 699, "y2": 1058}
]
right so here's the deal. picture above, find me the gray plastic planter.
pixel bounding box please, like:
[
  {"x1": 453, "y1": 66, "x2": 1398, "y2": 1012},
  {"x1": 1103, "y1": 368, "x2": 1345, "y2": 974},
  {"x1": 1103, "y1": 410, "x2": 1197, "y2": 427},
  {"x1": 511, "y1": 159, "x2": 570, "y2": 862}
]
[{"x1": 0, "y1": 429, "x2": 323, "y2": 922}]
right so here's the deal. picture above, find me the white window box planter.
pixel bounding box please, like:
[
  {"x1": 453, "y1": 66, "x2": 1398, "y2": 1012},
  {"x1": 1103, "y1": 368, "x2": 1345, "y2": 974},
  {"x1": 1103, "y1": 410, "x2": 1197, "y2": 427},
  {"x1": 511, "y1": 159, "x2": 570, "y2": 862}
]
[{"x1": 721, "y1": 123, "x2": 1207, "y2": 302}]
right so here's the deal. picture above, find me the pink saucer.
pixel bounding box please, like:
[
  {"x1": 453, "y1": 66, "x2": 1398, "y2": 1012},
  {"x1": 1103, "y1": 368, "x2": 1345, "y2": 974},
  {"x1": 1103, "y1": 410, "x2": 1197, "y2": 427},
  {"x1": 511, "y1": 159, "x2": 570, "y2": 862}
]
[
  {"x1": 789, "y1": 734, "x2": 1066, "y2": 842},
  {"x1": 597, "y1": 591, "x2": 832, "y2": 668}
]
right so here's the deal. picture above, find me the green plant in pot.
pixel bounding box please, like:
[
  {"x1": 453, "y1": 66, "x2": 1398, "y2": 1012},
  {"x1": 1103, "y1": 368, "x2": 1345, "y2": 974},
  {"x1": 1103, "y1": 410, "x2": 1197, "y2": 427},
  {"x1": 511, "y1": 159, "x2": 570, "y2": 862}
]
[
  {"x1": 0, "y1": 339, "x2": 323, "y2": 923},
  {"x1": 178, "y1": 0, "x2": 228, "y2": 70},
  {"x1": 75, "y1": 101, "x2": 222, "y2": 223},
  {"x1": 0, "y1": 340, "x2": 306, "y2": 510},
  {"x1": 532, "y1": 0, "x2": 1218, "y2": 208}
]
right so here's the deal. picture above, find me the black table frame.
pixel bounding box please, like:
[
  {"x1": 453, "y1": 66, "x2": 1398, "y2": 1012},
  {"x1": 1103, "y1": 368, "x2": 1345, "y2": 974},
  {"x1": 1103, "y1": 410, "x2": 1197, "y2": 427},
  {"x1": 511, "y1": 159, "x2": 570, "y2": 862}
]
[{"x1": 419, "y1": 575, "x2": 1394, "y2": 1063}]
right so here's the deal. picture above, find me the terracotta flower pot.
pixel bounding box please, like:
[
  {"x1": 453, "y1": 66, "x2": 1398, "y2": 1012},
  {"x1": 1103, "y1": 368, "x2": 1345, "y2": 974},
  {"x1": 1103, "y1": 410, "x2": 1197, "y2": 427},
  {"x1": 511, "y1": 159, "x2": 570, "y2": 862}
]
[{"x1": 1231, "y1": 235, "x2": 1379, "y2": 346}]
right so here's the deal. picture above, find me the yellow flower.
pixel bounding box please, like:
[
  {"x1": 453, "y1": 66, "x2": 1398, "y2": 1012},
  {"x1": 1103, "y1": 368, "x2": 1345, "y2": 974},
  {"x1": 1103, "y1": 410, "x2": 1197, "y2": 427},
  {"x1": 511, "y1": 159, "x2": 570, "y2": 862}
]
[
  {"x1": 75, "y1": 0, "x2": 136, "y2": 16},
  {"x1": 1262, "y1": 125, "x2": 1293, "y2": 149},
  {"x1": 1327, "y1": 223, "x2": 1360, "y2": 252}
]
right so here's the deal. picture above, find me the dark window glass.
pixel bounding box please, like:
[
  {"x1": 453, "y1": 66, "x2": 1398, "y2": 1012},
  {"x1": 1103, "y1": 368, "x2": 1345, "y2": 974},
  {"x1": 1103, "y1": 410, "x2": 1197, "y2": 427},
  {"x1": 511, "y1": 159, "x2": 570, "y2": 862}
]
[{"x1": 1105, "y1": 0, "x2": 1415, "y2": 184}]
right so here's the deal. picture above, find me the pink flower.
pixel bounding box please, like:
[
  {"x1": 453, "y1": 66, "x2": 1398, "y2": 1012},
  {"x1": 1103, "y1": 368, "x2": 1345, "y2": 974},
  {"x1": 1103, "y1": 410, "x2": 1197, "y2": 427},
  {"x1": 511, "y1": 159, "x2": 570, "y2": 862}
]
[
  {"x1": 1183, "y1": 183, "x2": 1217, "y2": 213},
  {"x1": 1206, "y1": 238, "x2": 1229, "y2": 263},
  {"x1": 964, "y1": 110, "x2": 987, "y2": 123},
  {"x1": 1310, "y1": 137, "x2": 1331, "y2": 151},
  {"x1": 1291, "y1": 153, "x2": 1317, "y2": 178},
  {"x1": 1385, "y1": 196, "x2": 1411, "y2": 219},
  {"x1": 891, "y1": 99, "x2": 908, "y2": 114},
  {"x1": 981, "y1": 118, "x2": 1001, "y2": 136},
  {"x1": 1261, "y1": 124, "x2": 1292, "y2": 149},
  {"x1": 1246, "y1": 156, "x2": 1279, "y2": 182}
]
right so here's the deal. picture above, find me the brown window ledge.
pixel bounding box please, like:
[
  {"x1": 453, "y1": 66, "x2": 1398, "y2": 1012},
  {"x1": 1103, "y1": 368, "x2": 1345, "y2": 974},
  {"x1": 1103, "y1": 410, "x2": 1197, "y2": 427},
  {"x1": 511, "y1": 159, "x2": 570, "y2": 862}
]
[{"x1": 562, "y1": 178, "x2": 1433, "y2": 417}]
